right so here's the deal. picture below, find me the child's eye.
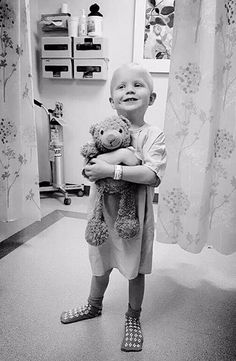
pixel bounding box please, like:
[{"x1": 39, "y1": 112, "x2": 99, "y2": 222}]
[
  {"x1": 117, "y1": 84, "x2": 125, "y2": 89},
  {"x1": 135, "y1": 82, "x2": 143, "y2": 87}
]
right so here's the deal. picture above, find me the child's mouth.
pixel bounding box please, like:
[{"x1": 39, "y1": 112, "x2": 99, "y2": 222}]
[{"x1": 124, "y1": 98, "x2": 138, "y2": 102}]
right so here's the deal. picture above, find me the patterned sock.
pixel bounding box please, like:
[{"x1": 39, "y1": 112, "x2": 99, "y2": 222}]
[
  {"x1": 60, "y1": 303, "x2": 102, "y2": 324},
  {"x1": 87, "y1": 295, "x2": 104, "y2": 310},
  {"x1": 125, "y1": 303, "x2": 141, "y2": 319},
  {"x1": 121, "y1": 304, "x2": 143, "y2": 352},
  {"x1": 121, "y1": 315, "x2": 143, "y2": 352}
]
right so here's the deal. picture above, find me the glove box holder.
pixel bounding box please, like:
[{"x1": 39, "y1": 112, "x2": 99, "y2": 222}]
[
  {"x1": 41, "y1": 36, "x2": 108, "y2": 80},
  {"x1": 73, "y1": 59, "x2": 108, "y2": 80},
  {"x1": 42, "y1": 58, "x2": 72, "y2": 79}
]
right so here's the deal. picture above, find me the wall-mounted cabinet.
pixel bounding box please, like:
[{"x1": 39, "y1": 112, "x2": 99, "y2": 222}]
[{"x1": 41, "y1": 36, "x2": 108, "y2": 80}]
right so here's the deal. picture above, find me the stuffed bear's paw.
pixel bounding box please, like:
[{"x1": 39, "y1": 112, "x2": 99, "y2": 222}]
[
  {"x1": 80, "y1": 142, "x2": 98, "y2": 160},
  {"x1": 115, "y1": 217, "x2": 140, "y2": 240},
  {"x1": 85, "y1": 219, "x2": 109, "y2": 246}
]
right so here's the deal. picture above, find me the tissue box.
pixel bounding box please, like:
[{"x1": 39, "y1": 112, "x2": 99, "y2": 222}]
[{"x1": 40, "y1": 13, "x2": 70, "y2": 33}]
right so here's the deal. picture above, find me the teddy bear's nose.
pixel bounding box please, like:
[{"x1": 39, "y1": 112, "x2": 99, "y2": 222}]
[
  {"x1": 104, "y1": 131, "x2": 122, "y2": 149},
  {"x1": 106, "y1": 132, "x2": 119, "y2": 143}
]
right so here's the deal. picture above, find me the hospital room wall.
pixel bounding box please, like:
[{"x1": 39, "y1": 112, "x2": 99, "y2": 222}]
[{"x1": 31, "y1": 0, "x2": 169, "y2": 185}]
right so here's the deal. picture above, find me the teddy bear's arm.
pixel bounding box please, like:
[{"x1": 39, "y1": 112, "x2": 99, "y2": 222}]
[{"x1": 81, "y1": 142, "x2": 99, "y2": 160}]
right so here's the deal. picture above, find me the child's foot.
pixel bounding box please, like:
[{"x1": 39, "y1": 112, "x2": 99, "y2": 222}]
[
  {"x1": 121, "y1": 316, "x2": 143, "y2": 352},
  {"x1": 60, "y1": 303, "x2": 102, "y2": 324}
]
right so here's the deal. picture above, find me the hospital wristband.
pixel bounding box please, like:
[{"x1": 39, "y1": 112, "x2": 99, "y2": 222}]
[{"x1": 113, "y1": 165, "x2": 123, "y2": 180}]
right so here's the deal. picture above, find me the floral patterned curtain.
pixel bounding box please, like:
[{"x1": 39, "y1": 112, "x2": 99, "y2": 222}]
[
  {"x1": 0, "y1": 0, "x2": 40, "y2": 221},
  {"x1": 156, "y1": 0, "x2": 236, "y2": 254}
]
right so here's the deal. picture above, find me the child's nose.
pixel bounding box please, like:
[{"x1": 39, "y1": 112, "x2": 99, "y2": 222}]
[{"x1": 126, "y1": 85, "x2": 135, "y2": 93}]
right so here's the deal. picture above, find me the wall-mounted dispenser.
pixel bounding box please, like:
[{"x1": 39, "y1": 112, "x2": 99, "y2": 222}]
[
  {"x1": 41, "y1": 35, "x2": 108, "y2": 80},
  {"x1": 42, "y1": 58, "x2": 73, "y2": 79},
  {"x1": 73, "y1": 37, "x2": 108, "y2": 58},
  {"x1": 73, "y1": 36, "x2": 108, "y2": 80},
  {"x1": 74, "y1": 58, "x2": 108, "y2": 80},
  {"x1": 41, "y1": 36, "x2": 73, "y2": 79},
  {"x1": 42, "y1": 37, "x2": 72, "y2": 58}
]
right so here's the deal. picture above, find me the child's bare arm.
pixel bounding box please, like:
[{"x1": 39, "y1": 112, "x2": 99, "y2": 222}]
[
  {"x1": 84, "y1": 158, "x2": 160, "y2": 186},
  {"x1": 96, "y1": 148, "x2": 140, "y2": 166},
  {"x1": 121, "y1": 165, "x2": 160, "y2": 187}
]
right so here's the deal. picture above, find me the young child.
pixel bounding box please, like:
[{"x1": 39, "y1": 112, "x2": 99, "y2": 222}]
[{"x1": 60, "y1": 63, "x2": 167, "y2": 352}]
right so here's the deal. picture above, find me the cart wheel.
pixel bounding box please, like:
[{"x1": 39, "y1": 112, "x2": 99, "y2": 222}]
[
  {"x1": 64, "y1": 197, "x2": 71, "y2": 205},
  {"x1": 77, "y1": 190, "x2": 84, "y2": 197}
]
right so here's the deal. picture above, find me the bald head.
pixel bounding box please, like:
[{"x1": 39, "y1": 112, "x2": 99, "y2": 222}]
[{"x1": 110, "y1": 63, "x2": 154, "y2": 96}]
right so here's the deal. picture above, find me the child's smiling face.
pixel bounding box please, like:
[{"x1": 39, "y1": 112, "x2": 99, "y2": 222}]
[{"x1": 109, "y1": 64, "x2": 156, "y2": 122}]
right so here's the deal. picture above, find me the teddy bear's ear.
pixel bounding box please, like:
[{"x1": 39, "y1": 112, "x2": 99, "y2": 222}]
[
  {"x1": 89, "y1": 124, "x2": 96, "y2": 136},
  {"x1": 119, "y1": 115, "x2": 131, "y2": 128}
]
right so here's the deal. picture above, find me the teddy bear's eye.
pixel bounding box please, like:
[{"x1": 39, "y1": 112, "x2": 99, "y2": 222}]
[
  {"x1": 100, "y1": 130, "x2": 104, "y2": 135},
  {"x1": 119, "y1": 129, "x2": 123, "y2": 133}
]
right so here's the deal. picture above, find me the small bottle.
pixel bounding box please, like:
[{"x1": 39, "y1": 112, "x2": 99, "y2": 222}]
[
  {"x1": 68, "y1": 16, "x2": 79, "y2": 37},
  {"x1": 79, "y1": 9, "x2": 87, "y2": 36},
  {"x1": 61, "y1": 3, "x2": 69, "y2": 14},
  {"x1": 87, "y1": 3, "x2": 103, "y2": 37}
]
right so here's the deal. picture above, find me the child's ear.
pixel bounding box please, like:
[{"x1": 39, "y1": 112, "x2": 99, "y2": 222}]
[
  {"x1": 149, "y1": 92, "x2": 157, "y2": 106},
  {"x1": 109, "y1": 97, "x2": 115, "y2": 109}
]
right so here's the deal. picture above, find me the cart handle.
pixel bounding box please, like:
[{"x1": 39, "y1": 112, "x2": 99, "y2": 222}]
[
  {"x1": 34, "y1": 99, "x2": 53, "y2": 113},
  {"x1": 34, "y1": 99, "x2": 43, "y2": 107}
]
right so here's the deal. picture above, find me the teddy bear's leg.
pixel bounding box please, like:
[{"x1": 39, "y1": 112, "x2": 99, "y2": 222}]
[
  {"x1": 85, "y1": 192, "x2": 109, "y2": 246},
  {"x1": 114, "y1": 187, "x2": 140, "y2": 239}
]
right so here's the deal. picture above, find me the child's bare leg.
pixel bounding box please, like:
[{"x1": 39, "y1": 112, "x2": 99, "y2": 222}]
[
  {"x1": 60, "y1": 269, "x2": 112, "y2": 324},
  {"x1": 121, "y1": 273, "x2": 145, "y2": 352}
]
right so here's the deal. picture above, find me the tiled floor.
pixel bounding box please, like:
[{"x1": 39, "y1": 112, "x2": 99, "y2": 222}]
[{"x1": 0, "y1": 194, "x2": 236, "y2": 361}]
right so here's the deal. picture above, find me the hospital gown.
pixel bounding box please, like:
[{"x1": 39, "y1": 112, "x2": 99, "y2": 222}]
[{"x1": 87, "y1": 123, "x2": 167, "y2": 280}]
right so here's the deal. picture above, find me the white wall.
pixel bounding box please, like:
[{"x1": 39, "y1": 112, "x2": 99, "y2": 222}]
[{"x1": 31, "y1": 0, "x2": 169, "y2": 186}]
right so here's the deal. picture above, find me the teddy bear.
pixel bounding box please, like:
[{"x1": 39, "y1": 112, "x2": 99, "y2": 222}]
[{"x1": 81, "y1": 115, "x2": 140, "y2": 246}]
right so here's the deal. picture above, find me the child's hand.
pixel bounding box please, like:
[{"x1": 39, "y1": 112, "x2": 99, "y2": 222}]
[{"x1": 84, "y1": 158, "x2": 114, "y2": 182}]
